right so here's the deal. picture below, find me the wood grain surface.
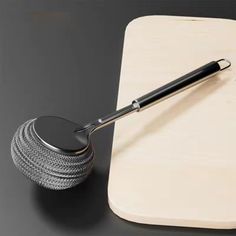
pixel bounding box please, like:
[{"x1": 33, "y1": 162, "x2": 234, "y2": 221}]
[{"x1": 108, "y1": 16, "x2": 236, "y2": 229}]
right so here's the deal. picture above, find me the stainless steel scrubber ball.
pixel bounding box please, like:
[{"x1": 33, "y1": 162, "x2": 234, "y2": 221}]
[{"x1": 11, "y1": 117, "x2": 94, "y2": 190}]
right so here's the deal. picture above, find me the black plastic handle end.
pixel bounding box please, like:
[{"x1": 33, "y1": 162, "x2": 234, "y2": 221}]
[{"x1": 134, "y1": 60, "x2": 225, "y2": 111}]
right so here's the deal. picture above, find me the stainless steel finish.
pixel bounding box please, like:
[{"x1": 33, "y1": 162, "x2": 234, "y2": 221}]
[
  {"x1": 217, "y1": 58, "x2": 231, "y2": 71},
  {"x1": 81, "y1": 59, "x2": 231, "y2": 120},
  {"x1": 82, "y1": 103, "x2": 138, "y2": 133},
  {"x1": 10, "y1": 59, "x2": 231, "y2": 190},
  {"x1": 34, "y1": 116, "x2": 89, "y2": 155},
  {"x1": 11, "y1": 119, "x2": 94, "y2": 190}
]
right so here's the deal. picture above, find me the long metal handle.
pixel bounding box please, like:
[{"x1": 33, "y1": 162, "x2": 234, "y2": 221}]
[
  {"x1": 84, "y1": 59, "x2": 231, "y2": 133},
  {"x1": 134, "y1": 60, "x2": 220, "y2": 111}
]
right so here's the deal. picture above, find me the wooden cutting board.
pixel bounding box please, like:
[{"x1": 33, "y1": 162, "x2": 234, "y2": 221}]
[{"x1": 108, "y1": 16, "x2": 236, "y2": 229}]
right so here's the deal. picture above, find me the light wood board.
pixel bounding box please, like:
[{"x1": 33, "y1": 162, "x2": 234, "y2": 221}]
[{"x1": 108, "y1": 16, "x2": 236, "y2": 229}]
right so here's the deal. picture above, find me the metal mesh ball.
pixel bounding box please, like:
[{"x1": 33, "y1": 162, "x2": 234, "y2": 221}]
[{"x1": 11, "y1": 119, "x2": 94, "y2": 190}]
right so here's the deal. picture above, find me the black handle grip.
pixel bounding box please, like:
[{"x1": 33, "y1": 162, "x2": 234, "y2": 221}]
[{"x1": 134, "y1": 61, "x2": 221, "y2": 110}]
